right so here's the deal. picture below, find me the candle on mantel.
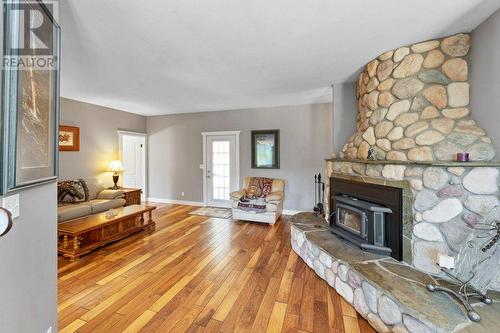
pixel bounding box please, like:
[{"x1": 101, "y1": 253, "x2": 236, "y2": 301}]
[
  {"x1": 438, "y1": 254, "x2": 455, "y2": 270},
  {"x1": 456, "y1": 152, "x2": 470, "y2": 162}
]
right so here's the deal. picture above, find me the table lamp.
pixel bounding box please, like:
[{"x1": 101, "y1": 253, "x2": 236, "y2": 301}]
[{"x1": 107, "y1": 160, "x2": 124, "y2": 189}]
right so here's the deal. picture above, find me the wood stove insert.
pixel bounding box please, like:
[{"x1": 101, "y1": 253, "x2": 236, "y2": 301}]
[{"x1": 329, "y1": 177, "x2": 403, "y2": 261}]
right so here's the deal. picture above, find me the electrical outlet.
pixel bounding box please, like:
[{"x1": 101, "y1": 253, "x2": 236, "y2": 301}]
[
  {"x1": 2, "y1": 194, "x2": 19, "y2": 219},
  {"x1": 199, "y1": 164, "x2": 204, "y2": 169},
  {"x1": 181, "y1": 192, "x2": 185, "y2": 197}
]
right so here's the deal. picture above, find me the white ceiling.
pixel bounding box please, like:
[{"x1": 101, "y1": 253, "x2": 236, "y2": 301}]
[{"x1": 59, "y1": 0, "x2": 500, "y2": 115}]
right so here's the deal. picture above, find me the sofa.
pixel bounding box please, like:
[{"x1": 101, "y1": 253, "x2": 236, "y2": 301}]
[
  {"x1": 229, "y1": 177, "x2": 284, "y2": 224},
  {"x1": 57, "y1": 179, "x2": 126, "y2": 223}
]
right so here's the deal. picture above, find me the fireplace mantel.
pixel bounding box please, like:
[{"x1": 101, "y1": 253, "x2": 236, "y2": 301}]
[{"x1": 326, "y1": 158, "x2": 500, "y2": 167}]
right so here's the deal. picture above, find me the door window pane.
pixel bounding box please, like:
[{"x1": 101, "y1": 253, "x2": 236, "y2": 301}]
[{"x1": 212, "y1": 140, "x2": 231, "y2": 200}]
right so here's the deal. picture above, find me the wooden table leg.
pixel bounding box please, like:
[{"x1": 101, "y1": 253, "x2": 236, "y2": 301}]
[
  {"x1": 140, "y1": 213, "x2": 145, "y2": 227},
  {"x1": 70, "y1": 235, "x2": 81, "y2": 261},
  {"x1": 63, "y1": 235, "x2": 69, "y2": 249},
  {"x1": 73, "y1": 235, "x2": 80, "y2": 252},
  {"x1": 148, "y1": 210, "x2": 155, "y2": 230}
]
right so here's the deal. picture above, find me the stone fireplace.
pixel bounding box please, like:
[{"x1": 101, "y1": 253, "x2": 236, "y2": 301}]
[
  {"x1": 290, "y1": 32, "x2": 500, "y2": 333},
  {"x1": 324, "y1": 33, "x2": 500, "y2": 285}
]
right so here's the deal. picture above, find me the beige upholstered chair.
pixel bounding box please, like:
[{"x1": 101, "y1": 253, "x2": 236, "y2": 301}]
[{"x1": 229, "y1": 177, "x2": 284, "y2": 225}]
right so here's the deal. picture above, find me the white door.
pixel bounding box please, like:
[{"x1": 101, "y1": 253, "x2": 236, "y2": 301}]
[
  {"x1": 205, "y1": 133, "x2": 239, "y2": 208},
  {"x1": 120, "y1": 133, "x2": 146, "y2": 199}
]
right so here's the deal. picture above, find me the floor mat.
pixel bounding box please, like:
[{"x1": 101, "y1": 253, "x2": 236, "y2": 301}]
[{"x1": 189, "y1": 207, "x2": 232, "y2": 219}]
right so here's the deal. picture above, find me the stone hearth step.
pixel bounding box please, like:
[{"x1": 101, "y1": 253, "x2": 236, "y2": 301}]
[{"x1": 290, "y1": 212, "x2": 500, "y2": 333}]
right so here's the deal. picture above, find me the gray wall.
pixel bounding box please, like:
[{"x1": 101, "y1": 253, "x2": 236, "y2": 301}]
[
  {"x1": 471, "y1": 8, "x2": 500, "y2": 156},
  {"x1": 147, "y1": 103, "x2": 332, "y2": 211},
  {"x1": 60, "y1": 98, "x2": 147, "y2": 187},
  {"x1": 0, "y1": 184, "x2": 58, "y2": 333},
  {"x1": 333, "y1": 82, "x2": 357, "y2": 155}
]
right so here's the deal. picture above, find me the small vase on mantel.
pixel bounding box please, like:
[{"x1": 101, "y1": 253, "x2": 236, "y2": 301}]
[{"x1": 367, "y1": 148, "x2": 376, "y2": 161}]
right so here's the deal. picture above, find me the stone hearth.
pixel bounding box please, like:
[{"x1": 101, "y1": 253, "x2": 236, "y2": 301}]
[{"x1": 291, "y1": 212, "x2": 500, "y2": 333}]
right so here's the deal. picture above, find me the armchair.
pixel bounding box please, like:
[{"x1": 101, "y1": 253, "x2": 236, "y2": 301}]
[{"x1": 230, "y1": 177, "x2": 284, "y2": 224}]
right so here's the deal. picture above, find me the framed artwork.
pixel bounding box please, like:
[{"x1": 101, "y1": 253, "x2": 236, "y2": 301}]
[
  {"x1": 251, "y1": 129, "x2": 280, "y2": 169},
  {"x1": 59, "y1": 126, "x2": 80, "y2": 151},
  {"x1": 1, "y1": 1, "x2": 61, "y2": 194}
]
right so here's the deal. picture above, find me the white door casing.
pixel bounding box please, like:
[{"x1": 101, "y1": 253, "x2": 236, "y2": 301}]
[
  {"x1": 118, "y1": 130, "x2": 147, "y2": 199},
  {"x1": 202, "y1": 131, "x2": 240, "y2": 208}
]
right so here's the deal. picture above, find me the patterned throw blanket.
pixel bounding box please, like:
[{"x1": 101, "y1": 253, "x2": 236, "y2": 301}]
[{"x1": 238, "y1": 177, "x2": 273, "y2": 212}]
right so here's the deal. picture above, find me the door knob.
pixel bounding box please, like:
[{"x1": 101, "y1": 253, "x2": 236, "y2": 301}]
[{"x1": 0, "y1": 207, "x2": 13, "y2": 237}]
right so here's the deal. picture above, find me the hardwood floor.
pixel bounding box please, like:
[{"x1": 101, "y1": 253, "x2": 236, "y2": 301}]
[{"x1": 58, "y1": 204, "x2": 376, "y2": 333}]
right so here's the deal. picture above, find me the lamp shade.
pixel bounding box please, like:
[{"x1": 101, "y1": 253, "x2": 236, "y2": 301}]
[{"x1": 107, "y1": 160, "x2": 124, "y2": 172}]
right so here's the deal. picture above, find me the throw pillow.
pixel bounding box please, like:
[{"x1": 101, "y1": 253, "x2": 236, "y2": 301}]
[{"x1": 58, "y1": 179, "x2": 89, "y2": 204}]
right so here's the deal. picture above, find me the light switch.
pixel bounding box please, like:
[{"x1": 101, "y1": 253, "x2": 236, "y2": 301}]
[{"x1": 2, "y1": 194, "x2": 20, "y2": 219}]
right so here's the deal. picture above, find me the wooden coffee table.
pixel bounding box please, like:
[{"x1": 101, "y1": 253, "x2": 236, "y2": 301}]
[{"x1": 58, "y1": 204, "x2": 156, "y2": 260}]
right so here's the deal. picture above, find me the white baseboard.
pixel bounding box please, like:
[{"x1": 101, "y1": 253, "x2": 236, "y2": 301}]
[
  {"x1": 282, "y1": 209, "x2": 304, "y2": 216},
  {"x1": 146, "y1": 197, "x2": 304, "y2": 215},
  {"x1": 146, "y1": 197, "x2": 205, "y2": 206}
]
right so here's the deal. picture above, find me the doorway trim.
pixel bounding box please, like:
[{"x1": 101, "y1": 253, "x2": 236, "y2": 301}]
[
  {"x1": 201, "y1": 131, "x2": 240, "y2": 207},
  {"x1": 117, "y1": 130, "x2": 148, "y2": 198}
]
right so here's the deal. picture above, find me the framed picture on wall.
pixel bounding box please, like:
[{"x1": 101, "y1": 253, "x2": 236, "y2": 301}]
[
  {"x1": 1, "y1": 1, "x2": 61, "y2": 194},
  {"x1": 59, "y1": 126, "x2": 80, "y2": 151},
  {"x1": 251, "y1": 129, "x2": 280, "y2": 169}
]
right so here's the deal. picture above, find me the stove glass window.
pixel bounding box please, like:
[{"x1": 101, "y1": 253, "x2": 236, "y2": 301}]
[{"x1": 337, "y1": 206, "x2": 363, "y2": 236}]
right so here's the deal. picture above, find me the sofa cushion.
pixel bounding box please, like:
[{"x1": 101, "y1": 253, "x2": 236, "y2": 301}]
[
  {"x1": 89, "y1": 198, "x2": 126, "y2": 214},
  {"x1": 86, "y1": 179, "x2": 106, "y2": 200},
  {"x1": 97, "y1": 190, "x2": 125, "y2": 200},
  {"x1": 58, "y1": 204, "x2": 92, "y2": 222}
]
